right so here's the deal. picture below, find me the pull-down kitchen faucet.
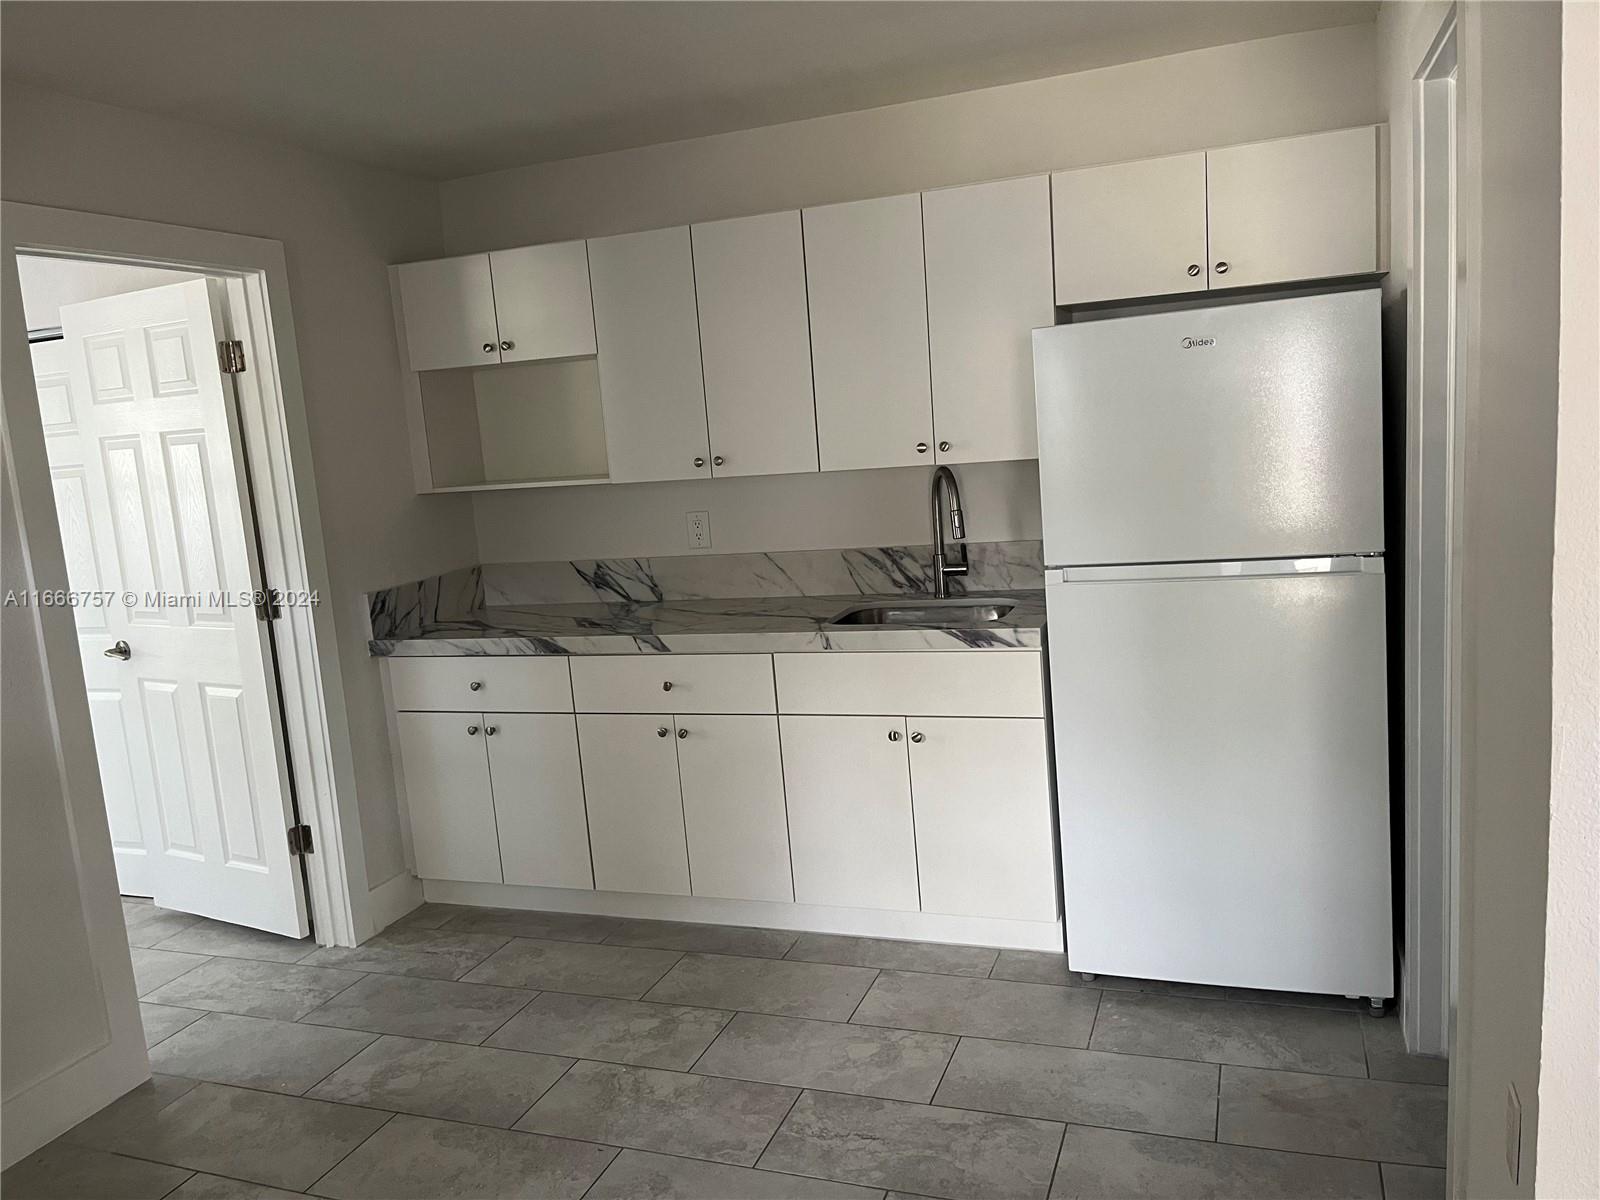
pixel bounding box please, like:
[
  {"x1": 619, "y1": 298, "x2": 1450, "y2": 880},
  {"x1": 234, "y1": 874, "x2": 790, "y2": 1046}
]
[{"x1": 929, "y1": 465, "x2": 969, "y2": 600}]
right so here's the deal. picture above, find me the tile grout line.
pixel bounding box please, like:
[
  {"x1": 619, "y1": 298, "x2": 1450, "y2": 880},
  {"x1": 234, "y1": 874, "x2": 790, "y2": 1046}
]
[
  {"x1": 842, "y1": 968, "x2": 882, "y2": 1024},
  {"x1": 748, "y1": 1086, "x2": 807, "y2": 1171},
  {"x1": 506, "y1": 1054, "x2": 583, "y2": 1131},
  {"x1": 304, "y1": 1109, "x2": 401, "y2": 1194}
]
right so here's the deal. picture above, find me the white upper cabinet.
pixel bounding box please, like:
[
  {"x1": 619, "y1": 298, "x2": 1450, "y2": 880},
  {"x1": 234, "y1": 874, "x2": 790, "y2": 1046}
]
[
  {"x1": 588, "y1": 226, "x2": 712, "y2": 483},
  {"x1": 691, "y1": 212, "x2": 819, "y2": 478},
  {"x1": 923, "y1": 175, "x2": 1054, "y2": 464},
  {"x1": 803, "y1": 194, "x2": 934, "y2": 472},
  {"x1": 1051, "y1": 152, "x2": 1210, "y2": 305},
  {"x1": 488, "y1": 242, "x2": 597, "y2": 363},
  {"x1": 397, "y1": 254, "x2": 502, "y2": 372},
  {"x1": 1205, "y1": 126, "x2": 1382, "y2": 289}
]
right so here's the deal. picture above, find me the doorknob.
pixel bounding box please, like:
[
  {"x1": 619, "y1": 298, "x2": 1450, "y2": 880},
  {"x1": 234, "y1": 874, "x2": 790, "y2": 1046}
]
[{"x1": 103, "y1": 640, "x2": 131, "y2": 660}]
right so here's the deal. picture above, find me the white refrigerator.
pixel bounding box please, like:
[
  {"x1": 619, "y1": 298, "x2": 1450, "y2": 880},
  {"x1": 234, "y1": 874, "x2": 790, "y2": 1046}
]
[{"x1": 1033, "y1": 288, "x2": 1393, "y2": 1000}]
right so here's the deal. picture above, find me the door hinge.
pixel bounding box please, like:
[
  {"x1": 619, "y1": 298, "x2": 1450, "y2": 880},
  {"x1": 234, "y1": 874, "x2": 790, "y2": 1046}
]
[
  {"x1": 287, "y1": 824, "x2": 314, "y2": 856},
  {"x1": 217, "y1": 339, "x2": 247, "y2": 374},
  {"x1": 255, "y1": 588, "x2": 282, "y2": 622}
]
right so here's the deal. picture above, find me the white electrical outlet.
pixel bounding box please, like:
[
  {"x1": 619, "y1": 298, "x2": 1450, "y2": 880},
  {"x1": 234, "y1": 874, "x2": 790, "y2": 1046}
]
[{"x1": 686, "y1": 510, "x2": 711, "y2": 549}]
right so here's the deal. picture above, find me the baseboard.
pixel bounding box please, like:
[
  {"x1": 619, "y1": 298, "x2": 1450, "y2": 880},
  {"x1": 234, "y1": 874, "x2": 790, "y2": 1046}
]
[
  {"x1": 366, "y1": 872, "x2": 424, "y2": 936},
  {"x1": 1, "y1": 1036, "x2": 148, "y2": 1169},
  {"x1": 422, "y1": 879, "x2": 1065, "y2": 952}
]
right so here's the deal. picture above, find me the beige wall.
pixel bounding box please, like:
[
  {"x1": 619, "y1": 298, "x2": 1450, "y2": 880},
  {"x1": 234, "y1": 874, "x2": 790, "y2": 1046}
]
[
  {"x1": 1537, "y1": 2, "x2": 1599, "y2": 1193},
  {"x1": 442, "y1": 23, "x2": 1381, "y2": 562},
  {"x1": 1447, "y1": 2, "x2": 1564, "y2": 1195},
  {"x1": 0, "y1": 82, "x2": 473, "y2": 889}
]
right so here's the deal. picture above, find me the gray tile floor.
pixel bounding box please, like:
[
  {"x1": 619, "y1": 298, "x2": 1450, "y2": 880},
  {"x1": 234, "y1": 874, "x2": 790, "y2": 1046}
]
[{"x1": 4, "y1": 898, "x2": 1450, "y2": 1200}]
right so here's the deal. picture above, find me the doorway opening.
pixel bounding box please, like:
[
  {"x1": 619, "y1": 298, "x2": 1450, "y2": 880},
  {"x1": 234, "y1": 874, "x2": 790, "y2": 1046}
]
[{"x1": 17, "y1": 254, "x2": 313, "y2": 942}]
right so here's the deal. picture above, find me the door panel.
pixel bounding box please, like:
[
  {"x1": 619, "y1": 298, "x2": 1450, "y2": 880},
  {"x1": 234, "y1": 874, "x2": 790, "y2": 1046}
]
[
  {"x1": 923, "y1": 175, "x2": 1053, "y2": 463},
  {"x1": 396, "y1": 253, "x2": 501, "y2": 371},
  {"x1": 1033, "y1": 289, "x2": 1384, "y2": 566},
  {"x1": 588, "y1": 226, "x2": 711, "y2": 483},
  {"x1": 780, "y1": 715, "x2": 919, "y2": 911},
  {"x1": 908, "y1": 717, "x2": 1056, "y2": 921},
  {"x1": 577, "y1": 714, "x2": 690, "y2": 895},
  {"x1": 1047, "y1": 570, "x2": 1393, "y2": 995},
  {"x1": 489, "y1": 242, "x2": 597, "y2": 363},
  {"x1": 1205, "y1": 126, "x2": 1381, "y2": 289},
  {"x1": 691, "y1": 211, "x2": 818, "y2": 478},
  {"x1": 396, "y1": 711, "x2": 501, "y2": 883},
  {"x1": 54, "y1": 281, "x2": 307, "y2": 934},
  {"x1": 803, "y1": 195, "x2": 934, "y2": 471},
  {"x1": 676, "y1": 715, "x2": 792, "y2": 903},
  {"x1": 1051, "y1": 153, "x2": 1209, "y2": 305},
  {"x1": 487, "y1": 713, "x2": 593, "y2": 890}
]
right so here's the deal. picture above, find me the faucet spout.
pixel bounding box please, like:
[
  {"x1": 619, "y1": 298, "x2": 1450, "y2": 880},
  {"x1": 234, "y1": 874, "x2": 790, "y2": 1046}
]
[{"x1": 929, "y1": 465, "x2": 970, "y2": 600}]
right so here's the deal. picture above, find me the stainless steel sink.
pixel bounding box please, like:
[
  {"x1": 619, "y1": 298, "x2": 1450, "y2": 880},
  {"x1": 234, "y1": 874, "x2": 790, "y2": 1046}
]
[{"x1": 827, "y1": 597, "x2": 1016, "y2": 628}]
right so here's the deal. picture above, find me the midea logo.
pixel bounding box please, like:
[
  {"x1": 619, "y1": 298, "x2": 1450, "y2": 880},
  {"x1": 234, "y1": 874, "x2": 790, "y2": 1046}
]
[{"x1": 1181, "y1": 336, "x2": 1216, "y2": 349}]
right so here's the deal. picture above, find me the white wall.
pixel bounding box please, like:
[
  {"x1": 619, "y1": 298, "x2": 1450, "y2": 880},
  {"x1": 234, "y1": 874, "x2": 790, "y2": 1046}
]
[
  {"x1": 15, "y1": 257, "x2": 203, "y2": 329},
  {"x1": 0, "y1": 83, "x2": 474, "y2": 893},
  {"x1": 1447, "y1": 3, "x2": 1564, "y2": 1195},
  {"x1": 444, "y1": 24, "x2": 1381, "y2": 562},
  {"x1": 1537, "y1": 2, "x2": 1599, "y2": 1193}
]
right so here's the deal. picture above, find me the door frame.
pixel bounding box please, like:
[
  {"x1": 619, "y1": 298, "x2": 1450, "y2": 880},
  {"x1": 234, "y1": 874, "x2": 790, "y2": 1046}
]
[
  {"x1": 1401, "y1": 8, "x2": 1462, "y2": 1061},
  {"x1": 2, "y1": 201, "x2": 368, "y2": 948}
]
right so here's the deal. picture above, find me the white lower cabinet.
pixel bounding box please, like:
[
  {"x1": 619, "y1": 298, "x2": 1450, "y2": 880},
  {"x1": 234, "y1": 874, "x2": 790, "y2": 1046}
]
[
  {"x1": 907, "y1": 717, "x2": 1057, "y2": 921},
  {"x1": 676, "y1": 715, "x2": 792, "y2": 903},
  {"x1": 781, "y1": 715, "x2": 921, "y2": 912},
  {"x1": 577, "y1": 714, "x2": 691, "y2": 896},
  {"x1": 395, "y1": 711, "x2": 502, "y2": 884},
  {"x1": 486, "y1": 713, "x2": 593, "y2": 891}
]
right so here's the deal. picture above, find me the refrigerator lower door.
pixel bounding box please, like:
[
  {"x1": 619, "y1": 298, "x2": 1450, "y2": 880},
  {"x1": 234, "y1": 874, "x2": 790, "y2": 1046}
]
[{"x1": 1046, "y1": 560, "x2": 1393, "y2": 997}]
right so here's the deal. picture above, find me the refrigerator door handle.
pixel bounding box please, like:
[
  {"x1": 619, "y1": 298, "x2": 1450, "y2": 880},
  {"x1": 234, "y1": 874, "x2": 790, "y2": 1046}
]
[{"x1": 1047, "y1": 556, "x2": 1385, "y2": 585}]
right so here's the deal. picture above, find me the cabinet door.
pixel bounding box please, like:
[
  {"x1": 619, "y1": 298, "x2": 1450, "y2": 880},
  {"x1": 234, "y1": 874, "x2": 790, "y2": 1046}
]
[
  {"x1": 675, "y1": 715, "x2": 792, "y2": 903},
  {"x1": 692, "y1": 212, "x2": 819, "y2": 478},
  {"x1": 803, "y1": 195, "x2": 934, "y2": 471},
  {"x1": 1051, "y1": 153, "x2": 1209, "y2": 306},
  {"x1": 396, "y1": 254, "x2": 502, "y2": 372},
  {"x1": 907, "y1": 717, "x2": 1056, "y2": 921},
  {"x1": 395, "y1": 711, "x2": 501, "y2": 883},
  {"x1": 588, "y1": 226, "x2": 711, "y2": 483},
  {"x1": 1206, "y1": 126, "x2": 1381, "y2": 289},
  {"x1": 488, "y1": 242, "x2": 597, "y2": 363},
  {"x1": 485, "y1": 713, "x2": 593, "y2": 890},
  {"x1": 576, "y1": 714, "x2": 690, "y2": 895},
  {"x1": 780, "y1": 716, "x2": 919, "y2": 911},
  {"x1": 923, "y1": 175, "x2": 1054, "y2": 464}
]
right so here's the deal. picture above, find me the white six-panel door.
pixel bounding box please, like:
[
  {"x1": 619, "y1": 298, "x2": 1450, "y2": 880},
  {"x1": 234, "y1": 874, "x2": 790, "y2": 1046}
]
[{"x1": 47, "y1": 280, "x2": 307, "y2": 935}]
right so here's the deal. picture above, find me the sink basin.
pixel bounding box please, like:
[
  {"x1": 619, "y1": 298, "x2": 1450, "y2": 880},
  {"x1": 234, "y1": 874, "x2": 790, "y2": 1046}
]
[{"x1": 827, "y1": 598, "x2": 1016, "y2": 628}]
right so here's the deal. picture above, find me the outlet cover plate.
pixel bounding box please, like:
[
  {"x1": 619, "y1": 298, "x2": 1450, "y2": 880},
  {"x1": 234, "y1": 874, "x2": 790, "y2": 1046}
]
[{"x1": 687, "y1": 510, "x2": 711, "y2": 550}]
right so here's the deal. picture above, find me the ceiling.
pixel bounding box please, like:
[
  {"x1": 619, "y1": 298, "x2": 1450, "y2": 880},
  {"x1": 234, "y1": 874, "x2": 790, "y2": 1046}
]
[{"x1": 1, "y1": 1, "x2": 1375, "y2": 181}]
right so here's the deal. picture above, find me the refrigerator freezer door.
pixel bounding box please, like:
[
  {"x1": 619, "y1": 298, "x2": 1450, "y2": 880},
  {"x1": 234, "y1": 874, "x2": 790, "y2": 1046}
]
[
  {"x1": 1033, "y1": 289, "x2": 1384, "y2": 566},
  {"x1": 1046, "y1": 568, "x2": 1393, "y2": 997}
]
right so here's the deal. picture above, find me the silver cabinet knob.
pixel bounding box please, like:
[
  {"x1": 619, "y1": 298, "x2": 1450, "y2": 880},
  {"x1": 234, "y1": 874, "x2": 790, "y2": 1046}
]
[
  {"x1": 485, "y1": 725, "x2": 498, "y2": 736},
  {"x1": 887, "y1": 729, "x2": 902, "y2": 742},
  {"x1": 467, "y1": 724, "x2": 480, "y2": 736},
  {"x1": 677, "y1": 727, "x2": 688, "y2": 739},
  {"x1": 482, "y1": 342, "x2": 496, "y2": 354},
  {"x1": 103, "y1": 640, "x2": 132, "y2": 660},
  {"x1": 662, "y1": 681, "x2": 673, "y2": 692},
  {"x1": 909, "y1": 731, "x2": 925, "y2": 743},
  {"x1": 657, "y1": 726, "x2": 670, "y2": 737},
  {"x1": 1186, "y1": 264, "x2": 1202, "y2": 277},
  {"x1": 938, "y1": 441, "x2": 951, "y2": 453},
  {"x1": 693, "y1": 457, "x2": 706, "y2": 469},
  {"x1": 1214, "y1": 261, "x2": 1230, "y2": 275},
  {"x1": 712, "y1": 455, "x2": 725, "y2": 467},
  {"x1": 469, "y1": 680, "x2": 483, "y2": 691},
  {"x1": 915, "y1": 442, "x2": 929, "y2": 454},
  {"x1": 500, "y1": 340, "x2": 513, "y2": 351}
]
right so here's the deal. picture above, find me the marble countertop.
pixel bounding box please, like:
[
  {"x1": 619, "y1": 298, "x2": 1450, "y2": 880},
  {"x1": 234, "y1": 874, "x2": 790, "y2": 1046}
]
[{"x1": 369, "y1": 590, "x2": 1045, "y2": 656}]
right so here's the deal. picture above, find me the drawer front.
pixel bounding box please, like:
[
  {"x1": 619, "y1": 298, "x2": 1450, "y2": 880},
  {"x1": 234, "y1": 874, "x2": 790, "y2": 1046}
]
[
  {"x1": 775, "y1": 651, "x2": 1043, "y2": 718},
  {"x1": 570, "y1": 654, "x2": 775, "y2": 713},
  {"x1": 388, "y1": 657, "x2": 573, "y2": 713}
]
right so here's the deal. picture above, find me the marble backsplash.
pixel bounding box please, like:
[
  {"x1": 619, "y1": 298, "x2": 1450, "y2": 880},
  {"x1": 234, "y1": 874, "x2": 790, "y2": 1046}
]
[
  {"x1": 369, "y1": 541, "x2": 1043, "y2": 641},
  {"x1": 481, "y1": 540, "x2": 1044, "y2": 606}
]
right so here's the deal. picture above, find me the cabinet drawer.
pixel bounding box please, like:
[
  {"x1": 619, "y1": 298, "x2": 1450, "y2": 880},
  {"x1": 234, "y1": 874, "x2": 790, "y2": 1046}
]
[
  {"x1": 571, "y1": 654, "x2": 775, "y2": 713},
  {"x1": 775, "y1": 651, "x2": 1043, "y2": 717},
  {"x1": 388, "y1": 657, "x2": 573, "y2": 713}
]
